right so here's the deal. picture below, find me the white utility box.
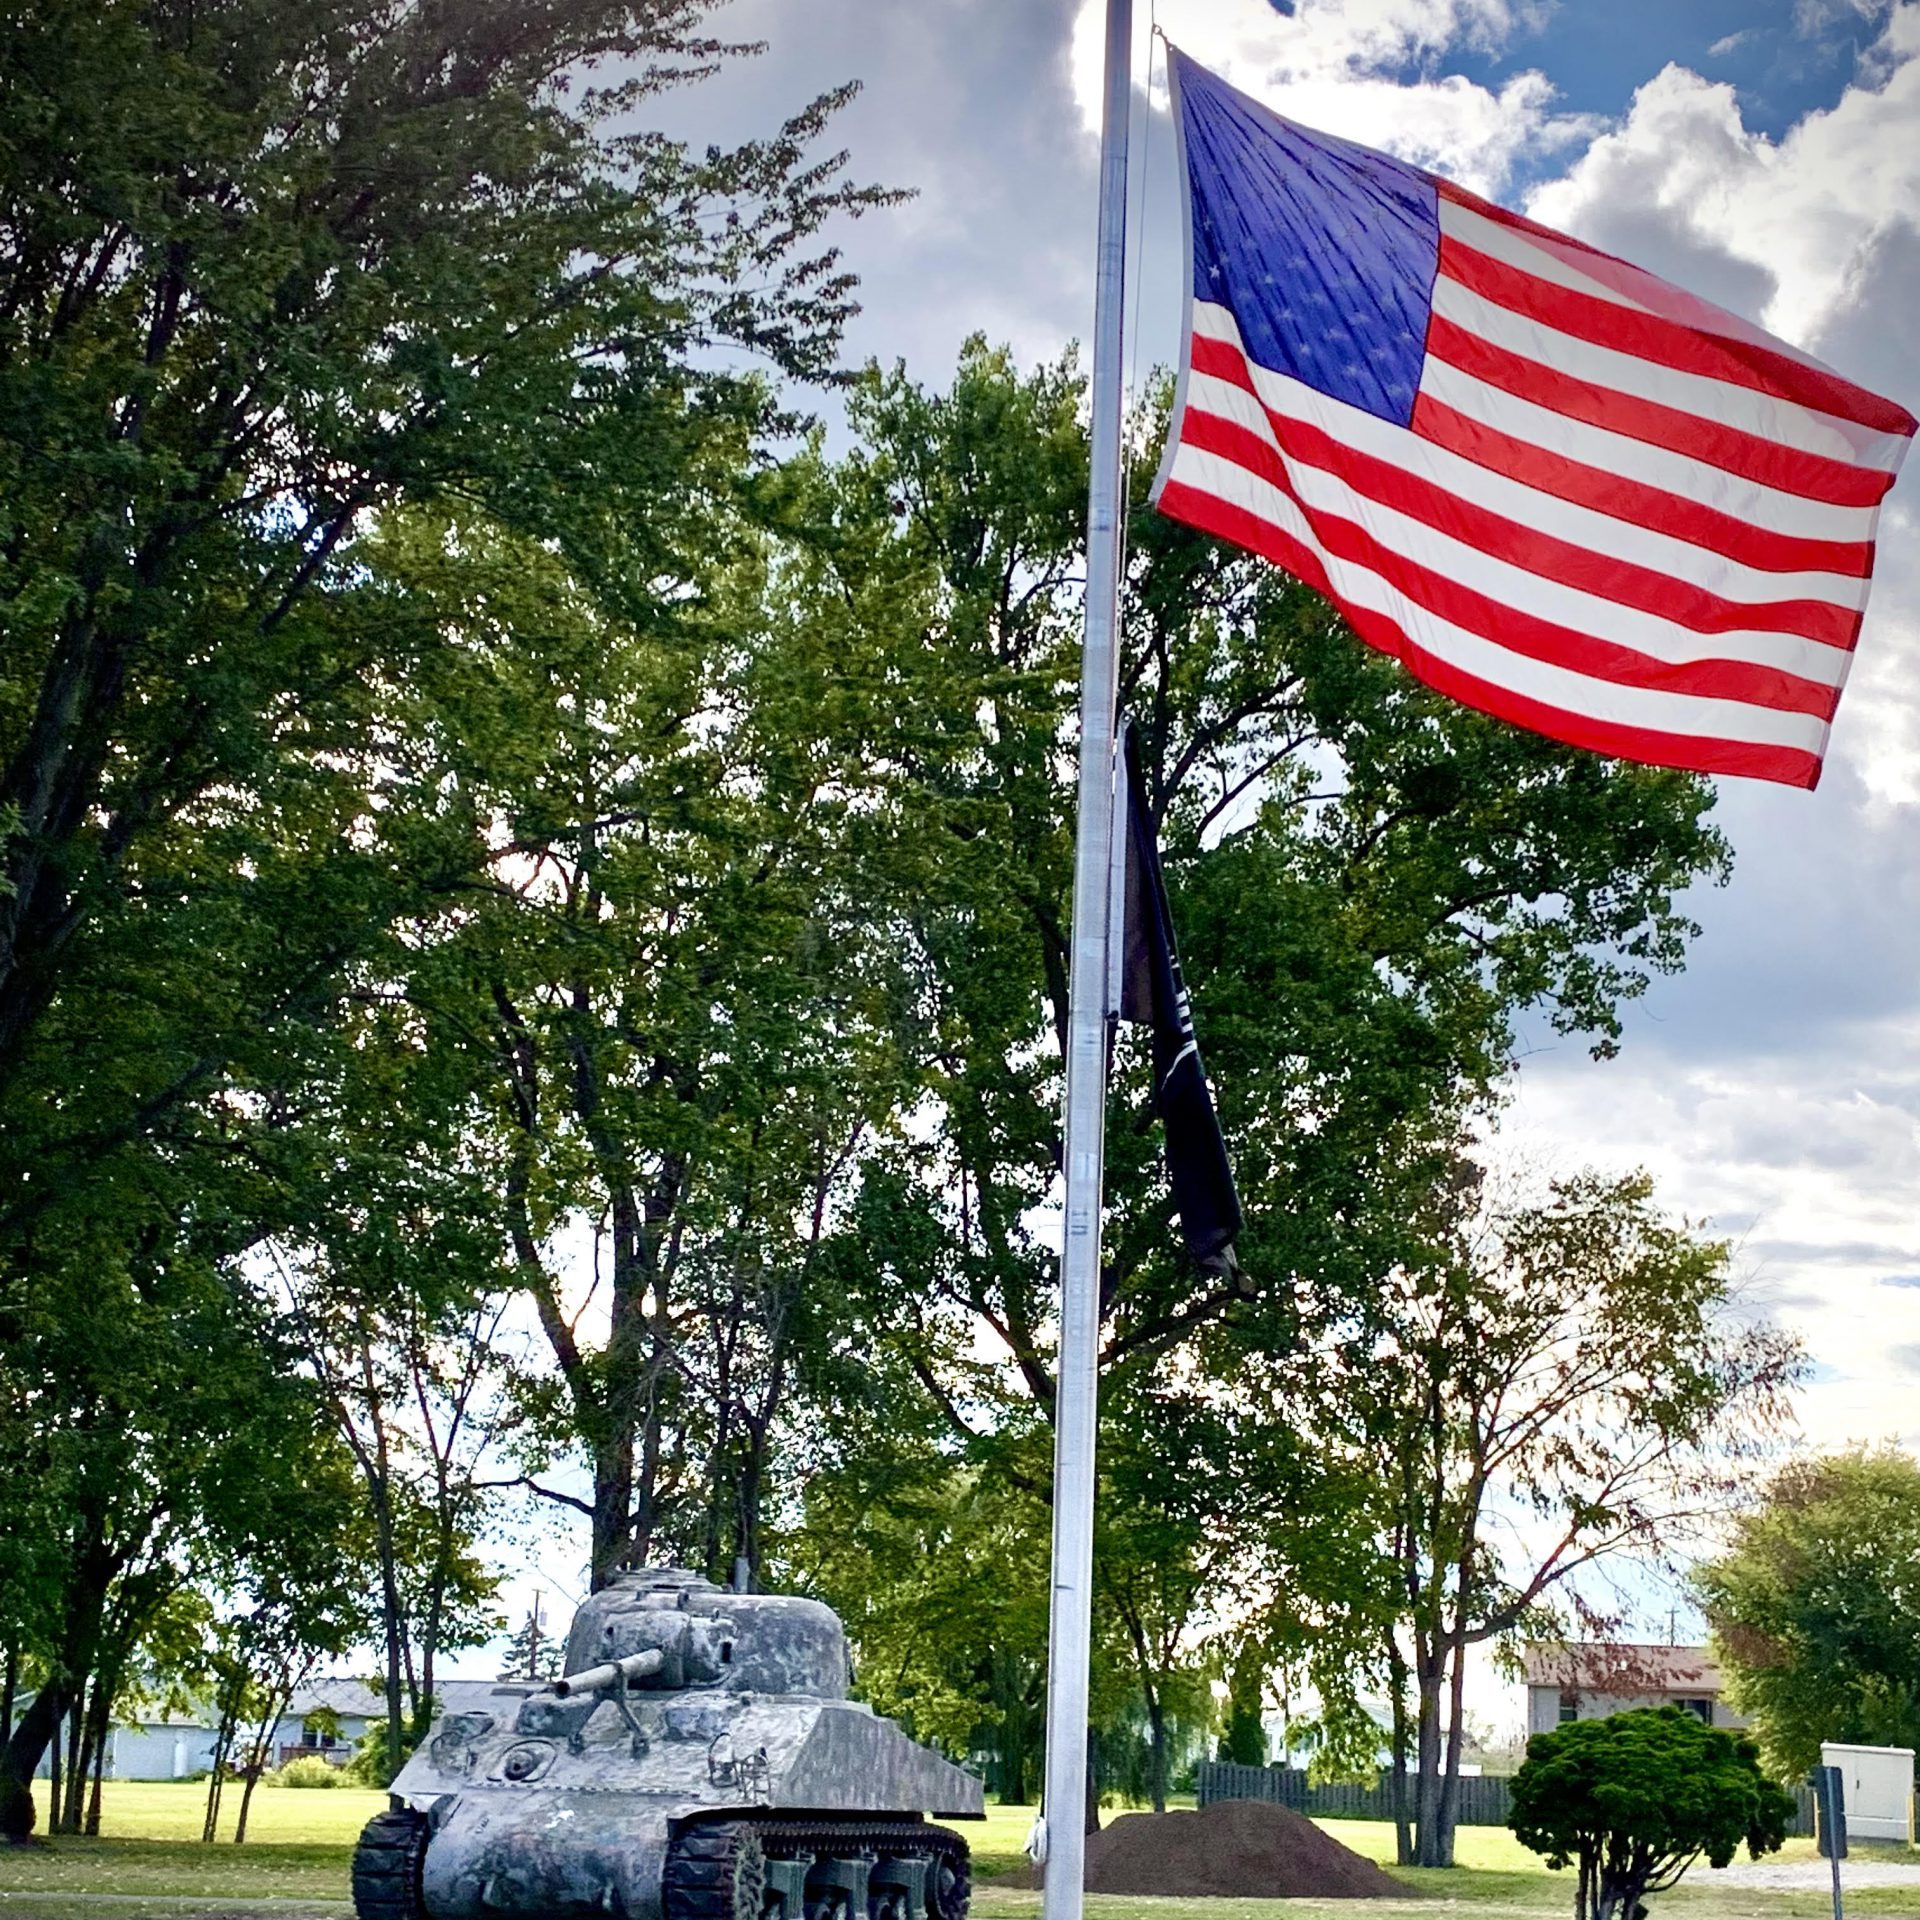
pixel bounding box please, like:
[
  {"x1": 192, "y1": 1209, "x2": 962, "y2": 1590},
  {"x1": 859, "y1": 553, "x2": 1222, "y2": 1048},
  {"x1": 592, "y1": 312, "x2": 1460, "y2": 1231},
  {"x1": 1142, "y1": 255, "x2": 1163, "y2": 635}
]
[{"x1": 1821, "y1": 1742, "x2": 1915, "y2": 1844}]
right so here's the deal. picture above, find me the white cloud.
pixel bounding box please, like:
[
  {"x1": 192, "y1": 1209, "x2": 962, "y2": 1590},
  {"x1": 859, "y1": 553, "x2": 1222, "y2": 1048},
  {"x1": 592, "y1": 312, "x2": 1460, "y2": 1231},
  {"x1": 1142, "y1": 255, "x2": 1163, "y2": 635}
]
[
  {"x1": 1467, "y1": 6, "x2": 1920, "y2": 1481},
  {"x1": 1068, "y1": 0, "x2": 1597, "y2": 198},
  {"x1": 1525, "y1": 7, "x2": 1920, "y2": 355},
  {"x1": 1507, "y1": 1043, "x2": 1920, "y2": 1455},
  {"x1": 1520, "y1": 8, "x2": 1920, "y2": 801}
]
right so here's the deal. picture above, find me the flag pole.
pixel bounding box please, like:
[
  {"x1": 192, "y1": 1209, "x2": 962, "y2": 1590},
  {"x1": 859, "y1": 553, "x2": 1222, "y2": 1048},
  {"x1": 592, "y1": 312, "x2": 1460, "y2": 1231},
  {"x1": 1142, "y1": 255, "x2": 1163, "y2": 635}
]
[{"x1": 1040, "y1": 0, "x2": 1131, "y2": 1916}]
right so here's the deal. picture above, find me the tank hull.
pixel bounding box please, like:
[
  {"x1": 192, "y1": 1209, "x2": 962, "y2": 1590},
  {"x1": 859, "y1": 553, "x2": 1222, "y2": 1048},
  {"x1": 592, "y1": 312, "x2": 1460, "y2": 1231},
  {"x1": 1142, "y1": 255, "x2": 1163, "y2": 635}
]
[
  {"x1": 415, "y1": 1792, "x2": 673, "y2": 1920},
  {"x1": 380, "y1": 1572, "x2": 983, "y2": 1920}
]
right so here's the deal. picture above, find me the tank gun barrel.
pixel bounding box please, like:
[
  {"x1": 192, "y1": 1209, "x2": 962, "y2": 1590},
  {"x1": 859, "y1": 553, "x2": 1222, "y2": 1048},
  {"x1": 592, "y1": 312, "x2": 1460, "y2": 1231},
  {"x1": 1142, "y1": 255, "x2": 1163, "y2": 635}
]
[{"x1": 551, "y1": 1647, "x2": 665, "y2": 1697}]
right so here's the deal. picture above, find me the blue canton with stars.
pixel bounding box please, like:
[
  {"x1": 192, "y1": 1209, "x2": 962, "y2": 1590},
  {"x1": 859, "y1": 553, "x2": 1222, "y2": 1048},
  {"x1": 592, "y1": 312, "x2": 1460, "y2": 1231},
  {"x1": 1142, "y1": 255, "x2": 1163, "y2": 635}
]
[{"x1": 1171, "y1": 49, "x2": 1439, "y2": 429}]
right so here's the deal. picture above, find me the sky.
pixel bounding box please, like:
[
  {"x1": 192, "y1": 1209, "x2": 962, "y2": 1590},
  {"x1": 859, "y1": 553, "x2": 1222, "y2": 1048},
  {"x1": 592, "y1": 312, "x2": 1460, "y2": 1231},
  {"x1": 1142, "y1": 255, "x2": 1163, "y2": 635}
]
[
  {"x1": 662, "y1": 0, "x2": 1920, "y2": 1457},
  {"x1": 471, "y1": 0, "x2": 1920, "y2": 1702}
]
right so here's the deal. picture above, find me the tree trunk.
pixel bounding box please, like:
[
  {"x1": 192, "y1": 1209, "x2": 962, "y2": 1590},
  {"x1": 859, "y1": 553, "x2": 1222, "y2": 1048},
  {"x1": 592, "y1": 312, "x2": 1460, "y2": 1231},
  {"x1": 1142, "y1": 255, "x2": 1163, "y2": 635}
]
[
  {"x1": 232, "y1": 1678, "x2": 292, "y2": 1848},
  {"x1": 590, "y1": 1434, "x2": 636, "y2": 1591},
  {"x1": 62, "y1": 1683, "x2": 88, "y2": 1830},
  {"x1": 1145, "y1": 1690, "x2": 1168, "y2": 1815},
  {"x1": 232, "y1": 1763, "x2": 260, "y2": 1844},
  {"x1": 85, "y1": 1720, "x2": 105, "y2": 1835},
  {"x1": 1411, "y1": 1645, "x2": 1445, "y2": 1867},
  {"x1": 46, "y1": 1703, "x2": 62, "y2": 1837},
  {"x1": 85, "y1": 1683, "x2": 109, "y2": 1837},
  {"x1": 2, "y1": 1526, "x2": 114, "y2": 1839},
  {"x1": 371, "y1": 1484, "x2": 406, "y2": 1783},
  {"x1": 1430, "y1": 1628, "x2": 1469, "y2": 1869},
  {"x1": 1386, "y1": 1638, "x2": 1414, "y2": 1867},
  {"x1": 201, "y1": 1680, "x2": 241, "y2": 1845},
  {"x1": 1, "y1": 1646, "x2": 15, "y2": 1745},
  {"x1": 1085, "y1": 1724, "x2": 1101, "y2": 1834},
  {"x1": 734, "y1": 1421, "x2": 769, "y2": 1591}
]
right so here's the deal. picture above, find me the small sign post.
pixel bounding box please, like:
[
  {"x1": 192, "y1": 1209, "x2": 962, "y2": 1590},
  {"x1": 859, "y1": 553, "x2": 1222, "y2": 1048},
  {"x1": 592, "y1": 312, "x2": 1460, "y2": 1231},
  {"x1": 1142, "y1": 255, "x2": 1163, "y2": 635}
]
[{"x1": 1813, "y1": 1764, "x2": 1847, "y2": 1919}]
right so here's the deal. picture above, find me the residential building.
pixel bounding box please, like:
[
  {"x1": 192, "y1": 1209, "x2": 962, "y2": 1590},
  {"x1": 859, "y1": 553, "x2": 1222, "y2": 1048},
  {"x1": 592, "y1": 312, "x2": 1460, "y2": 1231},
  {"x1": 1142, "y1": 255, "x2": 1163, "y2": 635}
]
[
  {"x1": 20, "y1": 1676, "x2": 505, "y2": 1780},
  {"x1": 1521, "y1": 1643, "x2": 1747, "y2": 1737},
  {"x1": 271, "y1": 1677, "x2": 504, "y2": 1768}
]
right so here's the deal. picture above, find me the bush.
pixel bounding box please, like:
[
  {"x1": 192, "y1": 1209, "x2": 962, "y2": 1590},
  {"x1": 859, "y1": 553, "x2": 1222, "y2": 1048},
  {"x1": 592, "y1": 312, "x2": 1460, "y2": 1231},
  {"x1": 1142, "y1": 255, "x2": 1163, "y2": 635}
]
[
  {"x1": 1509, "y1": 1706, "x2": 1792, "y2": 1920},
  {"x1": 270, "y1": 1754, "x2": 344, "y2": 1789},
  {"x1": 340, "y1": 1718, "x2": 418, "y2": 1788}
]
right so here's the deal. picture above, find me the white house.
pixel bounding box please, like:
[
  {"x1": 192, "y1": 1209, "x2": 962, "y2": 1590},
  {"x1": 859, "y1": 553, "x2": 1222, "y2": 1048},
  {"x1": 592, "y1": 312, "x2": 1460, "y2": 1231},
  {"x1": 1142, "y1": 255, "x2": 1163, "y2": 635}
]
[
  {"x1": 271, "y1": 1676, "x2": 501, "y2": 1768},
  {"x1": 101, "y1": 1713, "x2": 220, "y2": 1781},
  {"x1": 1522, "y1": 1643, "x2": 1747, "y2": 1738},
  {"x1": 24, "y1": 1676, "x2": 506, "y2": 1780}
]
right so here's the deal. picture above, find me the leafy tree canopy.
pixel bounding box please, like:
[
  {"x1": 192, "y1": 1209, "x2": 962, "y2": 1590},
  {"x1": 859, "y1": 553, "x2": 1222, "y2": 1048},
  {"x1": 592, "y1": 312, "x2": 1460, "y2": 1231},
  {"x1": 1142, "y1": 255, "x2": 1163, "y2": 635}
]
[{"x1": 1698, "y1": 1447, "x2": 1920, "y2": 1774}]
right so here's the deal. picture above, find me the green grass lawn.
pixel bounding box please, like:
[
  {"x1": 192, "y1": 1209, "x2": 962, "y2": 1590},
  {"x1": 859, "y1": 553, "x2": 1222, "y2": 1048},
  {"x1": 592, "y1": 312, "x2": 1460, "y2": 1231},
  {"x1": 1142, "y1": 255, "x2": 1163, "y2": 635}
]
[{"x1": 2, "y1": 1785, "x2": 1916, "y2": 1918}]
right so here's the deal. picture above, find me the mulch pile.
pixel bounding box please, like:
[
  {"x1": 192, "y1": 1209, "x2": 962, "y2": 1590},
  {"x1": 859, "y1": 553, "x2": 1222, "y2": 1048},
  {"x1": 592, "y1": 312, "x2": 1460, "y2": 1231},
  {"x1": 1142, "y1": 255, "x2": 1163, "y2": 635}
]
[{"x1": 1037, "y1": 1798, "x2": 1403, "y2": 1900}]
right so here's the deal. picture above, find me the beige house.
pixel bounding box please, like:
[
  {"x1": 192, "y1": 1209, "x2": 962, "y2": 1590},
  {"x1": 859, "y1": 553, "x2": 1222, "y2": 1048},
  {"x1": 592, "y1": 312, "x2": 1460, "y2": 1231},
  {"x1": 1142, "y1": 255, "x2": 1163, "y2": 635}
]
[{"x1": 1522, "y1": 1643, "x2": 1748, "y2": 1738}]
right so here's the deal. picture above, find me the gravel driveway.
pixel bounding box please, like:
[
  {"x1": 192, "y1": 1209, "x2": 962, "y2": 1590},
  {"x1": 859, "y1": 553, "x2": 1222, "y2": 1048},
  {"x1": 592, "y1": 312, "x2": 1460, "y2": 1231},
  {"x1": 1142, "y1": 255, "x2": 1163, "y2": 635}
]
[{"x1": 1711, "y1": 1857, "x2": 1920, "y2": 1890}]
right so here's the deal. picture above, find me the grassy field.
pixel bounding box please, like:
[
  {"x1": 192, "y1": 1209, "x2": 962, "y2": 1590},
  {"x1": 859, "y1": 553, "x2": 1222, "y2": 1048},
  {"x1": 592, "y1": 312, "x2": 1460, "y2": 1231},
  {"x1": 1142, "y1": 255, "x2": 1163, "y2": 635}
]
[{"x1": 1, "y1": 1785, "x2": 1916, "y2": 1919}]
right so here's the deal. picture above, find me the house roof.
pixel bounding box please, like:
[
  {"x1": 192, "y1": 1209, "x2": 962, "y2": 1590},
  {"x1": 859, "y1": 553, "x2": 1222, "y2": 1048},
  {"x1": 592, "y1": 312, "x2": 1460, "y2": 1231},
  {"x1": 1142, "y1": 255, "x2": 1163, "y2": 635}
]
[
  {"x1": 1519, "y1": 1643, "x2": 1725, "y2": 1694},
  {"x1": 284, "y1": 1677, "x2": 509, "y2": 1721}
]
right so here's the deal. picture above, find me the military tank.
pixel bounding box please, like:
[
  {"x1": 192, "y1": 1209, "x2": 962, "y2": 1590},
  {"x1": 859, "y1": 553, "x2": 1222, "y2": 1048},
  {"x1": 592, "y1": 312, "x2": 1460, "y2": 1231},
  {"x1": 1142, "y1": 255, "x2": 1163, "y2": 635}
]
[{"x1": 350, "y1": 1567, "x2": 983, "y2": 1920}]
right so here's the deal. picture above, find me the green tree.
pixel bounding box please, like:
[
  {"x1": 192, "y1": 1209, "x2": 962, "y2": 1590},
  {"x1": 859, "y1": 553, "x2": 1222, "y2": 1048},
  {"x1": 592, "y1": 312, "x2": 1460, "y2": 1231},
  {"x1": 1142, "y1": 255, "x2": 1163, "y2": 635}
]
[
  {"x1": 1509, "y1": 1705, "x2": 1792, "y2": 1920},
  {"x1": 1697, "y1": 1447, "x2": 1920, "y2": 1774},
  {"x1": 0, "y1": 0, "x2": 894, "y2": 1822},
  {"x1": 761, "y1": 341, "x2": 1733, "y2": 1817},
  {"x1": 346, "y1": 499, "x2": 926, "y2": 1590},
  {"x1": 498, "y1": 1604, "x2": 563, "y2": 1687},
  {"x1": 0, "y1": 1232, "x2": 368, "y2": 1837},
  {"x1": 1343, "y1": 1168, "x2": 1800, "y2": 1869},
  {"x1": 1217, "y1": 1646, "x2": 1269, "y2": 1767},
  {"x1": 0, "y1": 0, "x2": 892, "y2": 1200},
  {"x1": 273, "y1": 1239, "x2": 511, "y2": 1781},
  {"x1": 1094, "y1": 1372, "x2": 1383, "y2": 1811}
]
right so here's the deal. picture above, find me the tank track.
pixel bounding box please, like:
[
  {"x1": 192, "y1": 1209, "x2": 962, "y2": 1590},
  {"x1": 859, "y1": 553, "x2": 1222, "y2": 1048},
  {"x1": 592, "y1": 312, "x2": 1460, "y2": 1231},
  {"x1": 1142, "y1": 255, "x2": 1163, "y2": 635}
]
[
  {"x1": 350, "y1": 1806, "x2": 430, "y2": 1920},
  {"x1": 666, "y1": 1816, "x2": 970, "y2": 1920}
]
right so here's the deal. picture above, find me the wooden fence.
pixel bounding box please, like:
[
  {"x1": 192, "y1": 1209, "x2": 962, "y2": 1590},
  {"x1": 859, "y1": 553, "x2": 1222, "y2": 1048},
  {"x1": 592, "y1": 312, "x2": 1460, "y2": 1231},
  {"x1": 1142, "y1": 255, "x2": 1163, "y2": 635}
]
[
  {"x1": 1196, "y1": 1761, "x2": 1511, "y2": 1826},
  {"x1": 1196, "y1": 1763, "x2": 1819, "y2": 1838}
]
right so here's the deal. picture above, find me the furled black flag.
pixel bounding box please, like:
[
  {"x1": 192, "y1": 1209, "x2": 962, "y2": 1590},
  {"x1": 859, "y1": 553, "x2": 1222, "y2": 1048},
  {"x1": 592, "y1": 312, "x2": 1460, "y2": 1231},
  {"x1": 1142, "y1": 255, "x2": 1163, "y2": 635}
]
[{"x1": 1110, "y1": 719, "x2": 1242, "y2": 1274}]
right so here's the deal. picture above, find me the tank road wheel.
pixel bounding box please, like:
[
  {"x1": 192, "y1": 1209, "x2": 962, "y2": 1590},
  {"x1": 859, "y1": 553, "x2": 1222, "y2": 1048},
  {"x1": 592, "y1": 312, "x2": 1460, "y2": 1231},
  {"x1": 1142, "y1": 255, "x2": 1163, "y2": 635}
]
[
  {"x1": 926, "y1": 1836, "x2": 970, "y2": 1920},
  {"x1": 351, "y1": 1807, "x2": 430, "y2": 1920},
  {"x1": 666, "y1": 1821, "x2": 769, "y2": 1920}
]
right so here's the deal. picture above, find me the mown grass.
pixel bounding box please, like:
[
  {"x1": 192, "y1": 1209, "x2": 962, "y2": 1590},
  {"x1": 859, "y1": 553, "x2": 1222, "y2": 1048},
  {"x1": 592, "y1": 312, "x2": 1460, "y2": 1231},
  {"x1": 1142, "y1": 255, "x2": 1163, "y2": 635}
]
[{"x1": 2, "y1": 1784, "x2": 1916, "y2": 1918}]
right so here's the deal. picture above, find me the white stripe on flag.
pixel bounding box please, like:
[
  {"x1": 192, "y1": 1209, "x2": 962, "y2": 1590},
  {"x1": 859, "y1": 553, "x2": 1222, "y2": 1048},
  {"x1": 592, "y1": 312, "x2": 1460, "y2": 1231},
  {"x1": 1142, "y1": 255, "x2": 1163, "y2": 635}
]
[
  {"x1": 1172, "y1": 418, "x2": 1851, "y2": 691},
  {"x1": 1434, "y1": 199, "x2": 1650, "y2": 314},
  {"x1": 1430, "y1": 274, "x2": 1910, "y2": 472},
  {"x1": 1161, "y1": 440, "x2": 1833, "y2": 754},
  {"x1": 1181, "y1": 359, "x2": 1868, "y2": 615},
  {"x1": 1190, "y1": 301, "x2": 1880, "y2": 549},
  {"x1": 1415, "y1": 352, "x2": 1881, "y2": 544}
]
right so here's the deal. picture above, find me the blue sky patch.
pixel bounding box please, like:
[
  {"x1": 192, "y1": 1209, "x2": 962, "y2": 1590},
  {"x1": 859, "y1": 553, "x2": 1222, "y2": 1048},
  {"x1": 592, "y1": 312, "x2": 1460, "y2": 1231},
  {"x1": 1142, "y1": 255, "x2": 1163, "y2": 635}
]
[{"x1": 1404, "y1": 0, "x2": 1882, "y2": 177}]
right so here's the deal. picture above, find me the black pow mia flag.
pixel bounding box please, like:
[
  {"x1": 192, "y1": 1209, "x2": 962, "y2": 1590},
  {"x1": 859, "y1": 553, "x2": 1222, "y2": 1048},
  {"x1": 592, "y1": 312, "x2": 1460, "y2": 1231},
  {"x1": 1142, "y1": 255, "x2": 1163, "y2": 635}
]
[{"x1": 1109, "y1": 718, "x2": 1242, "y2": 1274}]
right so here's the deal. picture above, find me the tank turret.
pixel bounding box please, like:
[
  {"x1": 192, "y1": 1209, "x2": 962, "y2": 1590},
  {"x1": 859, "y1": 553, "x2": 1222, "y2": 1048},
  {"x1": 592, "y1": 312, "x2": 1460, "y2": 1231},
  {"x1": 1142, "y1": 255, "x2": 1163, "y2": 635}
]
[{"x1": 350, "y1": 1568, "x2": 983, "y2": 1920}]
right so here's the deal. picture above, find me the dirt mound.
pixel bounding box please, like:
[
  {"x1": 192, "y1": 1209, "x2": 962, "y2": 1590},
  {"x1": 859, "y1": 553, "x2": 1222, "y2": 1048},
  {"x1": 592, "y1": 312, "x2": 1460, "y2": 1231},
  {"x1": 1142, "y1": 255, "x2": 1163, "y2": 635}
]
[{"x1": 1049, "y1": 1799, "x2": 1403, "y2": 1900}]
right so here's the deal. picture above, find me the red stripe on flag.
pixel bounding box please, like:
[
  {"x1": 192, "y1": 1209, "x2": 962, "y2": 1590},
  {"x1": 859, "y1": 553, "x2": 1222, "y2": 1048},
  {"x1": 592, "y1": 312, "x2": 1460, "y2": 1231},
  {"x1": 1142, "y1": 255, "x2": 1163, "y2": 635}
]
[
  {"x1": 1407, "y1": 389, "x2": 1876, "y2": 580},
  {"x1": 1436, "y1": 232, "x2": 1917, "y2": 438},
  {"x1": 1179, "y1": 390, "x2": 1861, "y2": 650},
  {"x1": 1434, "y1": 180, "x2": 1915, "y2": 439},
  {"x1": 1156, "y1": 474, "x2": 1824, "y2": 788},
  {"x1": 1172, "y1": 409, "x2": 1840, "y2": 719},
  {"x1": 1424, "y1": 314, "x2": 1895, "y2": 509}
]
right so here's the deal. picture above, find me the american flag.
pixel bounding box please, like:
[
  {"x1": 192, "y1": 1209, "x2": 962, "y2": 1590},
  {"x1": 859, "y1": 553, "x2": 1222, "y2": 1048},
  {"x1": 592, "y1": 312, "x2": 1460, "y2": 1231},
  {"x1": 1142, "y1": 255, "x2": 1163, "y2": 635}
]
[{"x1": 1151, "y1": 49, "x2": 1917, "y2": 790}]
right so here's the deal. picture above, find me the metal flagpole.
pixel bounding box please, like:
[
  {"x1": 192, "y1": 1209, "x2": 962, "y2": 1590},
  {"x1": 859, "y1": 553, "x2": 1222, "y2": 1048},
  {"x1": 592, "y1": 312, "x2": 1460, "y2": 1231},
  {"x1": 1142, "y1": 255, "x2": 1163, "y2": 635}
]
[{"x1": 1039, "y1": 1, "x2": 1131, "y2": 1918}]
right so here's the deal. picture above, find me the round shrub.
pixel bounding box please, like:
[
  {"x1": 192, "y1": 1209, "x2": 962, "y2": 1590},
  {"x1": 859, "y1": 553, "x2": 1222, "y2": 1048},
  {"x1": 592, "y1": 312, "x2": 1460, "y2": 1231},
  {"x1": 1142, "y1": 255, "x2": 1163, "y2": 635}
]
[{"x1": 1509, "y1": 1705, "x2": 1792, "y2": 1920}]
